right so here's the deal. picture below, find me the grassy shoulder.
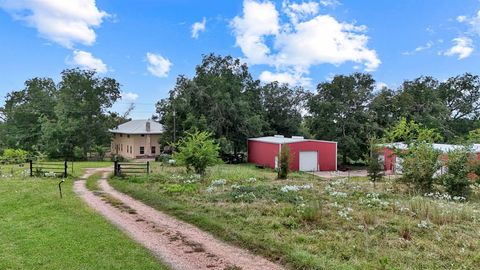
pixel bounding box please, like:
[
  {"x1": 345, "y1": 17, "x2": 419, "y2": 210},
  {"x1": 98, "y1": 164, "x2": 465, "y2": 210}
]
[
  {"x1": 86, "y1": 172, "x2": 103, "y2": 191},
  {"x1": 110, "y1": 163, "x2": 480, "y2": 270},
  {"x1": 0, "y1": 175, "x2": 168, "y2": 270}
]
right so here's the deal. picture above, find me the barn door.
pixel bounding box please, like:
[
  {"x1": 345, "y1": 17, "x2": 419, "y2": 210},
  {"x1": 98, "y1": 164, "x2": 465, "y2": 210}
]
[{"x1": 299, "y1": 151, "x2": 318, "y2": 172}]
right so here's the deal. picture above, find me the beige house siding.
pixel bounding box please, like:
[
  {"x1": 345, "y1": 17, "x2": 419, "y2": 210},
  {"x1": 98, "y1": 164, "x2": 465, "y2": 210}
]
[{"x1": 111, "y1": 133, "x2": 161, "y2": 159}]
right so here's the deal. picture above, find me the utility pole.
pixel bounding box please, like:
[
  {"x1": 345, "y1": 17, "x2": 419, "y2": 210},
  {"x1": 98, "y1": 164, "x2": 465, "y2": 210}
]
[{"x1": 173, "y1": 110, "x2": 176, "y2": 143}]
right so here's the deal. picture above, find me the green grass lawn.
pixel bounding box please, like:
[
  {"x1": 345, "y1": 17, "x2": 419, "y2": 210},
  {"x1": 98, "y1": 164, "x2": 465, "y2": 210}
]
[
  {"x1": 111, "y1": 163, "x2": 480, "y2": 270},
  {"x1": 0, "y1": 172, "x2": 168, "y2": 270}
]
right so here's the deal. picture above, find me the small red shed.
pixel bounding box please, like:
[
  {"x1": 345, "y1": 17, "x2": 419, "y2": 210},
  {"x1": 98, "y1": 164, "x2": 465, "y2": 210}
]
[
  {"x1": 382, "y1": 143, "x2": 480, "y2": 174},
  {"x1": 247, "y1": 135, "x2": 337, "y2": 171}
]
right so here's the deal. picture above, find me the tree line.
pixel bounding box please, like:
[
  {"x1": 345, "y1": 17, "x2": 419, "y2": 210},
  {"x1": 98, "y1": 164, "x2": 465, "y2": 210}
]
[
  {"x1": 1, "y1": 54, "x2": 479, "y2": 163},
  {"x1": 156, "y1": 54, "x2": 480, "y2": 164},
  {"x1": 0, "y1": 69, "x2": 128, "y2": 160}
]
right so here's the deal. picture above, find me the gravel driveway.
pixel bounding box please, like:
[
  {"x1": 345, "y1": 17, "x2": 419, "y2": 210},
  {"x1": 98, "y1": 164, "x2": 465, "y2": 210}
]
[{"x1": 74, "y1": 168, "x2": 284, "y2": 270}]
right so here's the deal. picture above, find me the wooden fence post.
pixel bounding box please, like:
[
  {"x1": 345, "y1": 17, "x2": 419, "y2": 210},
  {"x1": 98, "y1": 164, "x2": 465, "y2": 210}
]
[
  {"x1": 147, "y1": 161, "x2": 150, "y2": 174},
  {"x1": 29, "y1": 160, "x2": 33, "y2": 177},
  {"x1": 64, "y1": 160, "x2": 68, "y2": 177},
  {"x1": 114, "y1": 160, "x2": 118, "y2": 176}
]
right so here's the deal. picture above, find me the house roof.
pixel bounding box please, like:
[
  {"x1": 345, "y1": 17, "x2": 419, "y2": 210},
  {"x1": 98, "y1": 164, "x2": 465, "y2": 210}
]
[
  {"x1": 109, "y1": 119, "x2": 164, "y2": 134},
  {"x1": 249, "y1": 135, "x2": 336, "y2": 144},
  {"x1": 382, "y1": 142, "x2": 480, "y2": 153}
]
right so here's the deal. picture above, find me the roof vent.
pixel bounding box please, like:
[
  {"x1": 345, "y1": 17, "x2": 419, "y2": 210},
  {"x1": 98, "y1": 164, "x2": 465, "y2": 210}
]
[
  {"x1": 292, "y1": 136, "x2": 304, "y2": 140},
  {"x1": 274, "y1": 135, "x2": 284, "y2": 138},
  {"x1": 146, "y1": 121, "x2": 151, "y2": 132}
]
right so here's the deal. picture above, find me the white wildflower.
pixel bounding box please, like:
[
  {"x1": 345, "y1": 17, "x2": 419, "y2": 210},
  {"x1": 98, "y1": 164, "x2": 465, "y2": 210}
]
[
  {"x1": 417, "y1": 220, "x2": 432, "y2": 229},
  {"x1": 281, "y1": 184, "x2": 312, "y2": 193},
  {"x1": 246, "y1": 177, "x2": 257, "y2": 183},
  {"x1": 211, "y1": 179, "x2": 226, "y2": 186}
]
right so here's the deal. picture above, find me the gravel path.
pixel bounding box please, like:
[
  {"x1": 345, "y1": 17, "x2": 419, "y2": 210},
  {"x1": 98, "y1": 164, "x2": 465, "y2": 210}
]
[{"x1": 74, "y1": 168, "x2": 285, "y2": 270}]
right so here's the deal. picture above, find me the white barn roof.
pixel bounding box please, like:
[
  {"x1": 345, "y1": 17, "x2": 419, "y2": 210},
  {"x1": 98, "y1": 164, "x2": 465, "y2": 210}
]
[
  {"x1": 382, "y1": 142, "x2": 480, "y2": 153},
  {"x1": 109, "y1": 119, "x2": 164, "y2": 134},
  {"x1": 249, "y1": 135, "x2": 336, "y2": 144}
]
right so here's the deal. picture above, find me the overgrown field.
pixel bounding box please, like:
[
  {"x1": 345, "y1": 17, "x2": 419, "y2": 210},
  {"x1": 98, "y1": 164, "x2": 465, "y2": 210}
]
[
  {"x1": 0, "y1": 168, "x2": 167, "y2": 270},
  {"x1": 111, "y1": 163, "x2": 480, "y2": 270}
]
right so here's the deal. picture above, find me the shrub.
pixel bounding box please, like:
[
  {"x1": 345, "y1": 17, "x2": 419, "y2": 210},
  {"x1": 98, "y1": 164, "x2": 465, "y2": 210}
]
[
  {"x1": 173, "y1": 130, "x2": 221, "y2": 175},
  {"x1": 299, "y1": 200, "x2": 323, "y2": 223},
  {"x1": 400, "y1": 143, "x2": 440, "y2": 193},
  {"x1": 366, "y1": 145, "x2": 383, "y2": 188},
  {"x1": 1, "y1": 148, "x2": 29, "y2": 164},
  {"x1": 155, "y1": 153, "x2": 172, "y2": 163},
  {"x1": 110, "y1": 154, "x2": 126, "y2": 162},
  {"x1": 73, "y1": 146, "x2": 86, "y2": 161},
  {"x1": 278, "y1": 144, "x2": 291, "y2": 179},
  {"x1": 440, "y1": 149, "x2": 471, "y2": 198},
  {"x1": 93, "y1": 145, "x2": 107, "y2": 160}
]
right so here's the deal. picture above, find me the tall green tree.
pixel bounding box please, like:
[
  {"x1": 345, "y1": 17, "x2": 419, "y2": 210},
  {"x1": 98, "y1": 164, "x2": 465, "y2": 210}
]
[
  {"x1": 369, "y1": 87, "x2": 396, "y2": 137},
  {"x1": 156, "y1": 54, "x2": 266, "y2": 154},
  {"x1": 385, "y1": 118, "x2": 443, "y2": 144},
  {"x1": 307, "y1": 73, "x2": 375, "y2": 164},
  {"x1": 438, "y1": 73, "x2": 480, "y2": 139},
  {"x1": 393, "y1": 76, "x2": 449, "y2": 138},
  {"x1": 41, "y1": 69, "x2": 121, "y2": 158},
  {"x1": 260, "y1": 82, "x2": 306, "y2": 136},
  {"x1": 0, "y1": 78, "x2": 57, "y2": 151}
]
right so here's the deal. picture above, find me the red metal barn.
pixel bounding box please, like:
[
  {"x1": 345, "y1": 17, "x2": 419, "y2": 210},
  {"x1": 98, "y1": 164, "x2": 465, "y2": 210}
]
[
  {"x1": 247, "y1": 136, "x2": 337, "y2": 171},
  {"x1": 382, "y1": 143, "x2": 480, "y2": 174}
]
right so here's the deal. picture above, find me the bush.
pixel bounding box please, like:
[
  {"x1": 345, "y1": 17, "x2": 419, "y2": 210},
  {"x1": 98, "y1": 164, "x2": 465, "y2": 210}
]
[
  {"x1": 93, "y1": 145, "x2": 107, "y2": 160},
  {"x1": 440, "y1": 149, "x2": 472, "y2": 198},
  {"x1": 278, "y1": 144, "x2": 291, "y2": 179},
  {"x1": 173, "y1": 130, "x2": 221, "y2": 175},
  {"x1": 400, "y1": 143, "x2": 440, "y2": 193},
  {"x1": 1, "y1": 148, "x2": 29, "y2": 164},
  {"x1": 110, "y1": 154, "x2": 126, "y2": 162},
  {"x1": 366, "y1": 145, "x2": 383, "y2": 188},
  {"x1": 156, "y1": 153, "x2": 172, "y2": 164},
  {"x1": 73, "y1": 146, "x2": 86, "y2": 161}
]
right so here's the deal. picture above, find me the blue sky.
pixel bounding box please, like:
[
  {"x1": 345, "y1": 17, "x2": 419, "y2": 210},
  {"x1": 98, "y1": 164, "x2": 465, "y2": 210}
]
[{"x1": 1, "y1": 0, "x2": 480, "y2": 119}]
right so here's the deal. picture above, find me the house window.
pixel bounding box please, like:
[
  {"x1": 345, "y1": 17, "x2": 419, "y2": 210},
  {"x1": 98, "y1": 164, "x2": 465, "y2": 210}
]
[
  {"x1": 141, "y1": 134, "x2": 145, "y2": 137},
  {"x1": 121, "y1": 144, "x2": 123, "y2": 152},
  {"x1": 120, "y1": 134, "x2": 123, "y2": 137},
  {"x1": 127, "y1": 134, "x2": 130, "y2": 138},
  {"x1": 127, "y1": 146, "x2": 129, "y2": 153},
  {"x1": 140, "y1": 146, "x2": 144, "y2": 155},
  {"x1": 130, "y1": 146, "x2": 132, "y2": 153},
  {"x1": 151, "y1": 146, "x2": 156, "y2": 154}
]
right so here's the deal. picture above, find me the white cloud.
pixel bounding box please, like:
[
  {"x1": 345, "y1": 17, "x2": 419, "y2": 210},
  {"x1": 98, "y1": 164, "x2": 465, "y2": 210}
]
[
  {"x1": 231, "y1": 0, "x2": 380, "y2": 86},
  {"x1": 282, "y1": 1, "x2": 319, "y2": 24},
  {"x1": 457, "y1": 11, "x2": 480, "y2": 35},
  {"x1": 402, "y1": 40, "x2": 434, "y2": 55},
  {"x1": 122, "y1": 92, "x2": 139, "y2": 102},
  {"x1": 260, "y1": 70, "x2": 311, "y2": 86},
  {"x1": 444, "y1": 37, "x2": 474, "y2": 59},
  {"x1": 231, "y1": 0, "x2": 280, "y2": 65},
  {"x1": 415, "y1": 41, "x2": 434, "y2": 52},
  {"x1": 457, "y1": 15, "x2": 467, "y2": 23},
  {"x1": 69, "y1": 50, "x2": 107, "y2": 73},
  {"x1": 374, "y1": 82, "x2": 388, "y2": 91},
  {"x1": 191, "y1": 17, "x2": 206, "y2": 39},
  {"x1": 146, "y1": 52, "x2": 172, "y2": 78},
  {"x1": 320, "y1": 0, "x2": 340, "y2": 7},
  {"x1": 0, "y1": 0, "x2": 108, "y2": 48}
]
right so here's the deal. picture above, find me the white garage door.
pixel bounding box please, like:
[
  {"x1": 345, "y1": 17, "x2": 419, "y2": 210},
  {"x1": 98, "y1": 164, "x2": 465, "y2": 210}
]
[{"x1": 299, "y1": 151, "x2": 318, "y2": 172}]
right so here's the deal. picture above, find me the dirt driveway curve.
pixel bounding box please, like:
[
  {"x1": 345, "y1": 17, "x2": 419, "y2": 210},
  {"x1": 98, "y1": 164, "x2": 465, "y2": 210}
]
[{"x1": 74, "y1": 168, "x2": 285, "y2": 270}]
